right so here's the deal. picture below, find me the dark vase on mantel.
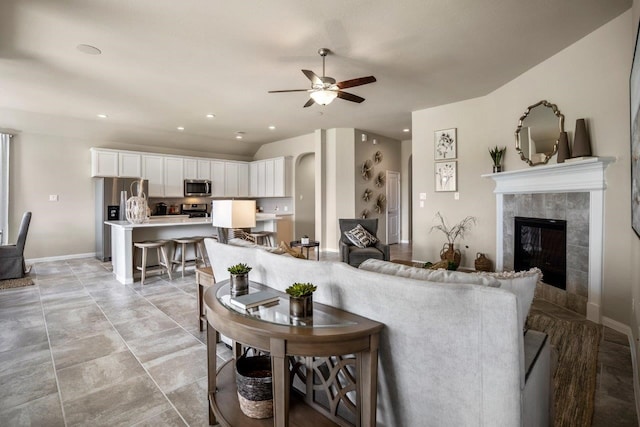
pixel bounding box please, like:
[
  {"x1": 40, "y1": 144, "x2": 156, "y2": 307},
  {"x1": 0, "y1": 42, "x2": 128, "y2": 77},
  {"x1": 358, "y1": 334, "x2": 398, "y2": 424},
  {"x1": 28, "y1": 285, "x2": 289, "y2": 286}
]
[
  {"x1": 572, "y1": 119, "x2": 592, "y2": 158},
  {"x1": 557, "y1": 131, "x2": 570, "y2": 163},
  {"x1": 493, "y1": 165, "x2": 503, "y2": 173}
]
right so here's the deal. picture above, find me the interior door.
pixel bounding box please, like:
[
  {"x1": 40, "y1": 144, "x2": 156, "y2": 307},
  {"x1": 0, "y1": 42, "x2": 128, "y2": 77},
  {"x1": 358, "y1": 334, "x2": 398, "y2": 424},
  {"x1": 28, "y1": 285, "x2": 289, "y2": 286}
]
[{"x1": 386, "y1": 171, "x2": 400, "y2": 244}]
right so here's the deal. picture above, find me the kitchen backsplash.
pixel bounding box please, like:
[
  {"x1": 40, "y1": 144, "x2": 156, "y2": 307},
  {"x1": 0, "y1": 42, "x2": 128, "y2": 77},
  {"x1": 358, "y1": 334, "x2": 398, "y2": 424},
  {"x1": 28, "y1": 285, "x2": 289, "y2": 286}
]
[{"x1": 256, "y1": 197, "x2": 293, "y2": 214}]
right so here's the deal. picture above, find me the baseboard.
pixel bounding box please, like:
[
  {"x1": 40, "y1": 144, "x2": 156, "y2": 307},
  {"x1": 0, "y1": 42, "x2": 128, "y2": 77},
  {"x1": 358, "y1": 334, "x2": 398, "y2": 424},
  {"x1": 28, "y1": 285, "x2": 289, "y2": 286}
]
[
  {"x1": 601, "y1": 316, "x2": 640, "y2": 426},
  {"x1": 400, "y1": 239, "x2": 410, "y2": 244},
  {"x1": 26, "y1": 252, "x2": 96, "y2": 264}
]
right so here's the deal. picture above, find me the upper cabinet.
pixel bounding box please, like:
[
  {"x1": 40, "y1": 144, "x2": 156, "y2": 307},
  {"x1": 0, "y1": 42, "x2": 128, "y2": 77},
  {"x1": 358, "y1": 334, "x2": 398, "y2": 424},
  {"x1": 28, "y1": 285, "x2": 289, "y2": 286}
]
[
  {"x1": 118, "y1": 152, "x2": 142, "y2": 177},
  {"x1": 249, "y1": 157, "x2": 292, "y2": 197},
  {"x1": 91, "y1": 148, "x2": 119, "y2": 177},
  {"x1": 91, "y1": 147, "x2": 258, "y2": 198}
]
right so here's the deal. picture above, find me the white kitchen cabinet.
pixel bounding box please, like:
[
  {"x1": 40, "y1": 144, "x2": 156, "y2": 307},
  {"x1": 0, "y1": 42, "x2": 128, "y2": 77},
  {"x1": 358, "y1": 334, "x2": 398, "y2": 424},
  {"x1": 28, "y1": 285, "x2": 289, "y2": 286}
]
[
  {"x1": 211, "y1": 161, "x2": 225, "y2": 197},
  {"x1": 197, "y1": 160, "x2": 211, "y2": 180},
  {"x1": 164, "y1": 157, "x2": 184, "y2": 197},
  {"x1": 248, "y1": 157, "x2": 291, "y2": 197},
  {"x1": 264, "y1": 160, "x2": 275, "y2": 197},
  {"x1": 91, "y1": 149, "x2": 119, "y2": 177},
  {"x1": 273, "y1": 156, "x2": 291, "y2": 197},
  {"x1": 238, "y1": 163, "x2": 249, "y2": 196},
  {"x1": 118, "y1": 152, "x2": 142, "y2": 177},
  {"x1": 257, "y1": 161, "x2": 266, "y2": 197},
  {"x1": 249, "y1": 162, "x2": 258, "y2": 197},
  {"x1": 224, "y1": 162, "x2": 239, "y2": 196},
  {"x1": 184, "y1": 159, "x2": 198, "y2": 179},
  {"x1": 142, "y1": 155, "x2": 165, "y2": 197}
]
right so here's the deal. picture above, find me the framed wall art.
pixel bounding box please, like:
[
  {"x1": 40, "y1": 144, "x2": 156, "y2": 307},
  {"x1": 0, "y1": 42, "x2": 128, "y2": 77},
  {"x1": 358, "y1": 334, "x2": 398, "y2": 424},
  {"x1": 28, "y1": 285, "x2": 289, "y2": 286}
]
[
  {"x1": 435, "y1": 161, "x2": 457, "y2": 192},
  {"x1": 631, "y1": 21, "x2": 640, "y2": 238},
  {"x1": 434, "y1": 128, "x2": 457, "y2": 160}
]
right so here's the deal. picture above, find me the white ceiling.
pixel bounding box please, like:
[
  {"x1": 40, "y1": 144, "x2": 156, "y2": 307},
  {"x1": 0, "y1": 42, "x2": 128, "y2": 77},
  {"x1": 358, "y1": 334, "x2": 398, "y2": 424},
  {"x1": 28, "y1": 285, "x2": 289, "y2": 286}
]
[{"x1": 0, "y1": 0, "x2": 631, "y2": 158}]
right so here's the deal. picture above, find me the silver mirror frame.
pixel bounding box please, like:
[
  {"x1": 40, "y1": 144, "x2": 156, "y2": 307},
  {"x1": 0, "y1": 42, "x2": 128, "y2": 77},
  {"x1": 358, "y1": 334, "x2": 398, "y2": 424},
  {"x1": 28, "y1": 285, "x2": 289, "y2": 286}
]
[{"x1": 515, "y1": 100, "x2": 565, "y2": 166}]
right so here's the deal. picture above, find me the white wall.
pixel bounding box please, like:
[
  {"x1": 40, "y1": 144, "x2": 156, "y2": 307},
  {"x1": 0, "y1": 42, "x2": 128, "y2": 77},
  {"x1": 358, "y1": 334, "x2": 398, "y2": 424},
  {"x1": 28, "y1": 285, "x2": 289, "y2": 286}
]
[
  {"x1": 412, "y1": 11, "x2": 633, "y2": 325},
  {"x1": 401, "y1": 139, "x2": 412, "y2": 242},
  {"x1": 9, "y1": 132, "x2": 251, "y2": 260}
]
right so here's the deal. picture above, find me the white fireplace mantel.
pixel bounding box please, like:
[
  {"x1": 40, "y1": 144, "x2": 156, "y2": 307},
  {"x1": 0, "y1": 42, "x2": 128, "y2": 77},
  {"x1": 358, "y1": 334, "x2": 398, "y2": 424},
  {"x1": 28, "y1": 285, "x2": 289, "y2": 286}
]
[{"x1": 483, "y1": 157, "x2": 615, "y2": 323}]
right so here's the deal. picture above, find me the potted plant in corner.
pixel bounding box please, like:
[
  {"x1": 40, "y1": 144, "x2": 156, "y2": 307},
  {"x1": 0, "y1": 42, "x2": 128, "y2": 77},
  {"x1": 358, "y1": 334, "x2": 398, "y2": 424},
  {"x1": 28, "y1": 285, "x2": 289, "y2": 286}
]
[
  {"x1": 489, "y1": 146, "x2": 507, "y2": 173},
  {"x1": 285, "y1": 282, "x2": 317, "y2": 319},
  {"x1": 430, "y1": 212, "x2": 476, "y2": 269},
  {"x1": 228, "y1": 263, "x2": 252, "y2": 296}
]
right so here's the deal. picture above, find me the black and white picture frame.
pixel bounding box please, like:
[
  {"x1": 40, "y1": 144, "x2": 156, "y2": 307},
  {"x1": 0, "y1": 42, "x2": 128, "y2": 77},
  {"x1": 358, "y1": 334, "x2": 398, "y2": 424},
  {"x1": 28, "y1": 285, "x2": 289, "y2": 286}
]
[
  {"x1": 632, "y1": 21, "x2": 640, "y2": 238},
  {"x1": 435, "y1": 161, "x2": 457, "y2": 192},
  {"x1": 434, "y1": 128, "x2": 457, "y2": 160}
]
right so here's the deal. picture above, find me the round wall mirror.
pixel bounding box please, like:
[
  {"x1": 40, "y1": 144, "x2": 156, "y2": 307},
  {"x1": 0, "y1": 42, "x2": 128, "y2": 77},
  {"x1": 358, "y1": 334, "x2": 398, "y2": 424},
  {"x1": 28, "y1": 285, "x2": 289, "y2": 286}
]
[{"x1": 515, "y1": 100, "x2": 564, "y2": 166}]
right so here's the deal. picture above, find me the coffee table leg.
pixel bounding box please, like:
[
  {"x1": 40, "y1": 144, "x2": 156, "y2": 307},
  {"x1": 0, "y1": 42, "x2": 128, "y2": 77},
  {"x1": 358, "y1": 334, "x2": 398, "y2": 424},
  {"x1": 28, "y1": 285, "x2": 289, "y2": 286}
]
[{"x1": 271, "y1": 339, "x2": 289, "y2": 427}]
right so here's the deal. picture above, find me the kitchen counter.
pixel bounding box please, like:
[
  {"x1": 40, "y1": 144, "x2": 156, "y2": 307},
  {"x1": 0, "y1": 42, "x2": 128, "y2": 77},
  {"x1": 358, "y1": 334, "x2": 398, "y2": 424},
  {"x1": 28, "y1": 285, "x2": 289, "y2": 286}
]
[{"x1": 105, "y1": 218, "x2": 216, "y2": 284}]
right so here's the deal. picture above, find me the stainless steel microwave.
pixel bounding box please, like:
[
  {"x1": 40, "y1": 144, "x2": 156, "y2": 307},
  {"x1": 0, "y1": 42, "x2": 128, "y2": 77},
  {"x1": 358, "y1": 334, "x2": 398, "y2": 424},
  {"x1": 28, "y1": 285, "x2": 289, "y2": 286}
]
[{"x1": 184, "y1": 179, "x2": 212, "y2": 197}]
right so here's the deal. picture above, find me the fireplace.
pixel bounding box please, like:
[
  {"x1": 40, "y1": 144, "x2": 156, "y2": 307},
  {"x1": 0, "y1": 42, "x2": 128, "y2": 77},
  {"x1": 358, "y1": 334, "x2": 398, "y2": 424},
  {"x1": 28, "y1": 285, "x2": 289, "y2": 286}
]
[
  {"x1": 483, "y1": 157, "x2": 614, "y2": 323},
  {"x1": 514, "y1": 217, "x2": 567, "y2": 289}
]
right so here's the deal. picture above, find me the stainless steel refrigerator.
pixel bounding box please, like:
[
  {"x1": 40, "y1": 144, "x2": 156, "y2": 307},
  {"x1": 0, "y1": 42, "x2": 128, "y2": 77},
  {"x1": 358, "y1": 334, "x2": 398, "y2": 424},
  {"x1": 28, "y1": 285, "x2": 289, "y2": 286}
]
[{"x1": 95, "y1": 177, "x2": 148, "y2": 261}]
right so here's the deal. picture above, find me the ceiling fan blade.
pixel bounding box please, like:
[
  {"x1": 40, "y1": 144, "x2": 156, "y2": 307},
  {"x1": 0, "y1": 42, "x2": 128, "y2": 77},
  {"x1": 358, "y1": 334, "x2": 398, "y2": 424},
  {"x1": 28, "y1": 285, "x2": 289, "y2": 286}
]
[
  {"x1": 303, "y1": 98, "x2": 315, "y2": 108},
  {"x1": 268, "y1": 89, "x2": 309, "y2": 93},
  {"x1": 337, "y1": 91, "x2": 365, "y2": 103},
  {"x1": 336, "y1": 76, "x2": 377, "y2": 89},
  {"x1": 302, "y1": 69, "x2": 323, "y2": 86}
]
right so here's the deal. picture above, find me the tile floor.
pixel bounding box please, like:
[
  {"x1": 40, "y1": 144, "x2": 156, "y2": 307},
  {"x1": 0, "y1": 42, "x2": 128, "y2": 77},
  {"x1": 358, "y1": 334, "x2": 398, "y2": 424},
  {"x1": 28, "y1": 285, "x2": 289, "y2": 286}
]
[{"x1": 0, "y1": 243, "x2": 637, "y2": 426}]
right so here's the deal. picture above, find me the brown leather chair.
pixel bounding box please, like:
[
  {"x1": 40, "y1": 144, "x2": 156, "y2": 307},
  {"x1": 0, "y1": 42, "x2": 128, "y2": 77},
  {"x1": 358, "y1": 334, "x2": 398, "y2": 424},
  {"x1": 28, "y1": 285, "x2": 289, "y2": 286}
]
[
  {"x1": 339, "y1": 218, "x2": 390, "y2": 267},
  {"x1": 0, "y1": 212, "x2": 32, "y2": 280}
]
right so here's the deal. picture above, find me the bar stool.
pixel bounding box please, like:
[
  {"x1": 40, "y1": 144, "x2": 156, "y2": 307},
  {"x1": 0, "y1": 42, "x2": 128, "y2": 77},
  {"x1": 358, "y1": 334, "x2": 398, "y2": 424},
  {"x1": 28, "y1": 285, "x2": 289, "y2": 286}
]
[
  {"x1": 133, "y1": 240, "x2": 172, "y2": 285},
  {"x1": 171, "y1": 236, "x2": 205, "y2": 278},
  {"x1": 245, "y1": 231, "x2": 274, "y2": 247}
]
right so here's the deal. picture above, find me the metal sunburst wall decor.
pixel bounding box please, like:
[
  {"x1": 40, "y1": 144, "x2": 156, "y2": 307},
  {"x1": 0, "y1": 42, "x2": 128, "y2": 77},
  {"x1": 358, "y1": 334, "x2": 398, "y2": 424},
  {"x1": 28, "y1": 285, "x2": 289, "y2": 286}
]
[
  {"x1": 361, "y1": 160, "x2": 373, "y2": 181},
  {"x1": 374, "y1": 194, "x2": 386, "y2": 214},
  {"x1": 362, "y1": 188, "x2": 372, "y2": 202},
  {"x1": 374, "y1": 150, "x2": 383, "y2": 164},
  {"x1": 374, "y1": 171, "x2": 385, "y2": 187},
  {"x1": 360, "y1": 209, "x2": 370, "y2": 219}
]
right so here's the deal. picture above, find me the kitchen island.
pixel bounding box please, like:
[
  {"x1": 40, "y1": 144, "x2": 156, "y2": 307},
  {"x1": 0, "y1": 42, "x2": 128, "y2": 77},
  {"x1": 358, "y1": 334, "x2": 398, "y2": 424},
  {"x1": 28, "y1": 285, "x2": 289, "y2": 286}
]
[
  {"x1": 106, "y1": 215, "x2": 283, "y2": 284},
  {"x1": 106, "y1": 217, "x2": 215, "y2": 284}
]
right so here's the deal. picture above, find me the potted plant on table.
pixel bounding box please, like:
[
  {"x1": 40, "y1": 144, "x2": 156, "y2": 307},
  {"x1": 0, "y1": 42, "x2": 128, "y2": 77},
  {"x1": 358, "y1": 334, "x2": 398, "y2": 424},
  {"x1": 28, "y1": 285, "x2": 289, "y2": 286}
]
[
  {"x1": 489, "y1": 146, "x2": 507, "y2": 173},
  {"x1": 285, "y1": 282, "x2": 317, "y2": 319},
  {"x1": 430, "y1": 212, "x2": 476, "y2": 269},
  {"x1": 228, "y1": 263, "x2": 252, "y2": 296}
]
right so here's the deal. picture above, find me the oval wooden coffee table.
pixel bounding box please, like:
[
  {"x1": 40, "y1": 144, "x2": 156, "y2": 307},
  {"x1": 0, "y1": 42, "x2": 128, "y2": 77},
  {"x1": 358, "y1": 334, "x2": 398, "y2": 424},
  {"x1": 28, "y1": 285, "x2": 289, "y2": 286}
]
[{"x1": 204, "y1": 280, "x2": 383, "y2": 427}]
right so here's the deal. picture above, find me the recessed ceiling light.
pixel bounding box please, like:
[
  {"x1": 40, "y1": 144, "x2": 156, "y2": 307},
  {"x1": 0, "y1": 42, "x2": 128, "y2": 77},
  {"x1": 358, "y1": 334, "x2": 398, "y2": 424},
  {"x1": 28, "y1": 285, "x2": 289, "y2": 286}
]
[
  {"x1": 403, "y1": 128, "x2": 411, "y2": 133},
  {"x1": 206, "y1": 114, "x2": 215, "y2": 119},
  {"x1": 97, "y1": 114, "x2": 108, "y2": 119},
  {"x1": 177, "y1": 126, "x2": 185, "y2": 131},
  {"x1": 268, "y1": 125, "x2": 276, "y2": 130},
  {"x1": 76, "y1": 44, "x2": 102, "y2": 55},
  {"x1": 235, "y1": 131, "x2": 245, "y2": 140}
]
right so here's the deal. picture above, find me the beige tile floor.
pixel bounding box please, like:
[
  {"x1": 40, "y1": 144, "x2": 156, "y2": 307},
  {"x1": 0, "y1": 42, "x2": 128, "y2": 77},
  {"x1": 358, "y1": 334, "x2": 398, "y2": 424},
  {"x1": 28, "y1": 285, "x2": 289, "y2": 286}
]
[{"x1": 0, "y1": 242, "x2": 637, "y2": 426}]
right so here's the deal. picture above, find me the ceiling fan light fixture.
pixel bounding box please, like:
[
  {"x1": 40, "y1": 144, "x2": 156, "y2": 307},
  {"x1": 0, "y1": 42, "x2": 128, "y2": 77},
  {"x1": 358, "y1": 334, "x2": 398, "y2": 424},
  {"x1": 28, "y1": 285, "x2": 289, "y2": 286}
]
[{"x1": 310, "y1": 90, "x2": 338, "y2": 106}]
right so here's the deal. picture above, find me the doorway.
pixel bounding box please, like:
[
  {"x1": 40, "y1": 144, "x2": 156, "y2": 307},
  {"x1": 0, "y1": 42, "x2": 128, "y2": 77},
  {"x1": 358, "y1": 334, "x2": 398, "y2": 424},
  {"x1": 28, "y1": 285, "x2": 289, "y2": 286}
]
[
  {"x1": 386, "y1": 170, "x2": 400, "y2": 244},
  {"x1": 295, "y1": 153, "x2": 315, "y2": 240}
]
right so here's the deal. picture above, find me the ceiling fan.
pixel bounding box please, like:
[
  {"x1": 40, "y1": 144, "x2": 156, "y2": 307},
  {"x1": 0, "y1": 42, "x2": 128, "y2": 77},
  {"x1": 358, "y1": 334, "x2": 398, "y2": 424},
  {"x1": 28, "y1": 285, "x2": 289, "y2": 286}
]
[{"x1": 268, "y1": 48, "x2": 376, "y2": 108}]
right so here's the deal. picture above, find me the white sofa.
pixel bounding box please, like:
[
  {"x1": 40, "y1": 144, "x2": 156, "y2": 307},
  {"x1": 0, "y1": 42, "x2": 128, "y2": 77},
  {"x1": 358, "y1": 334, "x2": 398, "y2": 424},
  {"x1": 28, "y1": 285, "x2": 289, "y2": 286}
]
[{"x1": 203, "y1": 239, "x2": 550, "y2": 427}]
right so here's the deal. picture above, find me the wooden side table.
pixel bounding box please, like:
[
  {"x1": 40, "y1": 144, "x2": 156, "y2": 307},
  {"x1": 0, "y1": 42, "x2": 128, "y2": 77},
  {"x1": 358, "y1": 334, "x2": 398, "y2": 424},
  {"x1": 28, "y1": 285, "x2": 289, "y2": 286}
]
[
  {"x1": 196, "y1": 266, "x2": 216, "y2": 332},
  {"x1": 289, "y1": 240, "x2": 320, "y2": 260},
  {"x1": 205, "y1": 280, "x2": 383, "y2": 427}
]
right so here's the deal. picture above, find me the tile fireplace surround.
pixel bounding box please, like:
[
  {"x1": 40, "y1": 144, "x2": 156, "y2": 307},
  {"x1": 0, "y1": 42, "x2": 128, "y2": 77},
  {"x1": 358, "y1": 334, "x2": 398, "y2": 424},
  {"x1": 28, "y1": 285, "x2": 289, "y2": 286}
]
[{"x1": 484, "y1": 157, "x2": 614, "y2": 323}]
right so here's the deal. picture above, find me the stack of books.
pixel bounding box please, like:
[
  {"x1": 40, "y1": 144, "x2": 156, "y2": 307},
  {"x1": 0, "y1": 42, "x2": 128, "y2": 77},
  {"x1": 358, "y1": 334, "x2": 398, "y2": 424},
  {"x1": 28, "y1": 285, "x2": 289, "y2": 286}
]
[{"x1": 230, "y1": 290, "x2": 280, "y2": 310}]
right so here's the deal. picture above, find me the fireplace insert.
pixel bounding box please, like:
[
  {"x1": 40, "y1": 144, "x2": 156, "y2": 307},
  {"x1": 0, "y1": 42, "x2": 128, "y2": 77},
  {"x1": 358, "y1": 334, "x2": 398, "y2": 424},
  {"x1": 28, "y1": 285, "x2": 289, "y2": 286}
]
[{"x1": 514, "y1": 216, "x2": 566, "y2": 289}]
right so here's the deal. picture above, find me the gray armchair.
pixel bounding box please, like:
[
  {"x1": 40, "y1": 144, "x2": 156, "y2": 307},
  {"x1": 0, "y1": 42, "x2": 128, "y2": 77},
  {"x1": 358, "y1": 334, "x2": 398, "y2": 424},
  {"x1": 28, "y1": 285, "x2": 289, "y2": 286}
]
[
  {"x1": 339, "y1": 218, "x2": 390, "y2": 267},
  {"x1": 0, "y1": 212, "x2": 32, "y2": 280}
]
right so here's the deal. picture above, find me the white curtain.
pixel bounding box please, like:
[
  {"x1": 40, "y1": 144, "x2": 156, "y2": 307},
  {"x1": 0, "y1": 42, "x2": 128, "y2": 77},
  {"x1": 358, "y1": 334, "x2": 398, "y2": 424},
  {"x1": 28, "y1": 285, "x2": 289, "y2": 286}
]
[{"x1": 0, "y1": 133, "x2": 10, "y2": 245}]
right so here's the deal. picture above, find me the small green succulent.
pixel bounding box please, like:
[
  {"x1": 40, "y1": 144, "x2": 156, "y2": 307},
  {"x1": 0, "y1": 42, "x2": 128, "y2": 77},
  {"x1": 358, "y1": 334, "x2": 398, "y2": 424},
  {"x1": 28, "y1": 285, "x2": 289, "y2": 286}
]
[
  {"x1": 227, "y1": 263, "x2": 252, "y2": 275},
  {"x1": 285, "y1": 282, "x2": 317, "y2": 298}
]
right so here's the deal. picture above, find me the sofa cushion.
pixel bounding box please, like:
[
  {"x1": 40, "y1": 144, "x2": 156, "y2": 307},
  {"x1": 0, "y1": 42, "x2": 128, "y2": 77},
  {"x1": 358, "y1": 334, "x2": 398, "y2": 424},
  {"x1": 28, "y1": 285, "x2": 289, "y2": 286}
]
[
  {"x1": 358, "y1": 259, "x2": 500, "y2": 287},
  {"x1": 344, "y1": 224, "x2": 378, "y2": 248},
  {"x1": 475, "y1": 269, "x2": 541, "y2": 329}
]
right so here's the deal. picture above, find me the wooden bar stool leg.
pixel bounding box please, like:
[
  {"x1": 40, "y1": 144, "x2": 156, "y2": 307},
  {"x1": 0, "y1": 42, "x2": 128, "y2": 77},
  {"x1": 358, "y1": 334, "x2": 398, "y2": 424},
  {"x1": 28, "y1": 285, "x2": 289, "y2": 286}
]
[
  {"x1": 140, "y1": 247, "x2": 148, "y2": 285},
  {"x1": 171, "y1": 241, "x2": 179, "y2": 274},
  {"x1": 180, "y1": 242, "x2": 187, "y2": 278},
  {"x1": 160, "y1": 244, "x2": 172, "y2": 280}
]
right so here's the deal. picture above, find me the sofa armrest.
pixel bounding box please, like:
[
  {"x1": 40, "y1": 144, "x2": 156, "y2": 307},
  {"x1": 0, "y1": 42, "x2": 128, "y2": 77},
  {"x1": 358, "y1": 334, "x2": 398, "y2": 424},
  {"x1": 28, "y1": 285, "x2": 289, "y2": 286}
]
[
  {"x1": 374, "y1": 241, "x2": 390, "y2": 261},
  {"x1": 339, "y1": 241, "x2": 351, "y2": 263},
  {"x1": 523, "y1": 329, "x2": 551, "y2": 426}
]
